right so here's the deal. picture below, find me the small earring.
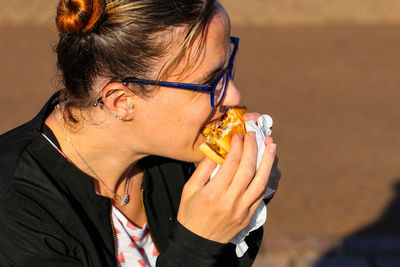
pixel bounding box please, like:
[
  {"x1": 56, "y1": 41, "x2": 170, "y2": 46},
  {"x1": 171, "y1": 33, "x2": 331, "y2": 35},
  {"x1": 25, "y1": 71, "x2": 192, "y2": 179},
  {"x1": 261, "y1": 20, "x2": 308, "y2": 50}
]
[
  {"x1": 128, "y1": 104, "x2": 134, "y2": 109},
  {"x1": 112, "y1": 113, "x2": 123, "y2": 120}
]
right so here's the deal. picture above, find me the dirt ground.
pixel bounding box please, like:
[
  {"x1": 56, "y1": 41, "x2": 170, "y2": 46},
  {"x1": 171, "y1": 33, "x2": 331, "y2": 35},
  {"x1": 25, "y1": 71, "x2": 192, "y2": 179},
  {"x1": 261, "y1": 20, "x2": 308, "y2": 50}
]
[
  {"x1": 3, "y1": 0, "x2": 400, "y2": 26},
  {"x1": 1, "y1": 24, "x2": 400, "y2": 256}
]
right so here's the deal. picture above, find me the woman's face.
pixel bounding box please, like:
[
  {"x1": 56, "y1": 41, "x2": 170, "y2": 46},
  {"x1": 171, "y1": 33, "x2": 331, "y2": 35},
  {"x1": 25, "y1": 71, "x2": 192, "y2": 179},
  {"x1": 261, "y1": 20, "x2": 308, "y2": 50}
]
[{"x1": 131, "y1": 6, "x2": 241, "y2": 163}]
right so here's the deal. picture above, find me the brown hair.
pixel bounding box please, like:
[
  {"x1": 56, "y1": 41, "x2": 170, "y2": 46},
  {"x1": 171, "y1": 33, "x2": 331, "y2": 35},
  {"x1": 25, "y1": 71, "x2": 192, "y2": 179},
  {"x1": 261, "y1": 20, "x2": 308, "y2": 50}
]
[
  {"x1": 56, "y1": 0, "x2": 103, "y2": 33},
  {"x1": 55, "y1": 0, "x2": 217, "y2": 123}
]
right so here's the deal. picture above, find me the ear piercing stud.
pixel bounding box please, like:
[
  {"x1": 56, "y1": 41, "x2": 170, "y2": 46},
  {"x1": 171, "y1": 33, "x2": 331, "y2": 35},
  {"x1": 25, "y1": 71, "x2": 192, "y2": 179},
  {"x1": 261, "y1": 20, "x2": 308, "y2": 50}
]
[
  {"x1": 112, "y1": 113, "x2": 123, "y2": 120},
  {"x1": 128, "y1": 104, "x2": 134, "y2": 109}
]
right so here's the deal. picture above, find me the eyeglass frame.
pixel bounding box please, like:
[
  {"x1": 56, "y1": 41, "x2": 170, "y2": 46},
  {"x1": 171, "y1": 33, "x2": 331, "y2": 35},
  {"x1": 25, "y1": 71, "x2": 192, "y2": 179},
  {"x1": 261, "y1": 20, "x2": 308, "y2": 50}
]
[{"x1": 95, "y1": 36, "x2": 239, "y2": 108}]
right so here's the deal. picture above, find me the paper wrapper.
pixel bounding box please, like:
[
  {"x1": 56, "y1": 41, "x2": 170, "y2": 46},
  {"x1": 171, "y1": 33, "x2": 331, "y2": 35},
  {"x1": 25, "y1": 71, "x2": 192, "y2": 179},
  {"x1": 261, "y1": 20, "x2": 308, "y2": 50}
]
[{"x1": 209, "y1": 114, "x2": 274, "y2": 257}]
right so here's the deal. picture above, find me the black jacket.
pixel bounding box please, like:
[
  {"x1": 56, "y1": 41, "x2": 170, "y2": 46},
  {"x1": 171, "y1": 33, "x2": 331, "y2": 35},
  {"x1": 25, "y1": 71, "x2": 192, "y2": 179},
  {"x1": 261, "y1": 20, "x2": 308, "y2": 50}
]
[{"x1": 0, "y1": 93, "x2": 263, "y2": 266}]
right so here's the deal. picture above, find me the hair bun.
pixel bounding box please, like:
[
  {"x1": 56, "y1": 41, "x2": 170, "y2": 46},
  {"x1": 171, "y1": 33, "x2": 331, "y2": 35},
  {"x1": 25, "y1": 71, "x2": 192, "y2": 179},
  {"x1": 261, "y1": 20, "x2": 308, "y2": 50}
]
[{"x1": 56, "y1": 0, "x2": 103, "y2": 33}]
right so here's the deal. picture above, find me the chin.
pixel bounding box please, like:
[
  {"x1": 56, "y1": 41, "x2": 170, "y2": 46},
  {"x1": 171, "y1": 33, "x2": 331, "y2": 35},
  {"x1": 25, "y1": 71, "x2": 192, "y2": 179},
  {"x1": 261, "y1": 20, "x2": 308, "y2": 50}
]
[
  {"x1": 161, "y1": 138, "x2": 207, "y2": 163},
  {"x1": 179, "y1": 149, "x2": 207, "y2": 163},
  {"x1": 174, "y1": 138, "x2": 207, "y2": 163},
  {"x1": 190, "y1": 153, "x2": 207, "y2": 163}
]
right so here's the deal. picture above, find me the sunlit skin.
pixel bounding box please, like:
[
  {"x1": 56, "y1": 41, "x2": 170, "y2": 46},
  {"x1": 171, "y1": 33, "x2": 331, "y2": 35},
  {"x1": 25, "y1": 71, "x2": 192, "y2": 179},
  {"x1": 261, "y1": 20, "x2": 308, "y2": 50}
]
[
  {"x1": 119, "y1": 8, "x2": 239, "y2": 164},
  {"x1": 45, "y1": 3, "x2": 278, "y2": 242}
]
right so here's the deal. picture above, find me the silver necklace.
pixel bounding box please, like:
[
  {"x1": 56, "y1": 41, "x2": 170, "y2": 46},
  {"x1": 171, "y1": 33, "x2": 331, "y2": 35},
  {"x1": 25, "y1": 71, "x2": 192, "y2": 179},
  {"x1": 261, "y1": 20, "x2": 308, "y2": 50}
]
[{"x1": 52, "y1": 105, "x2": 130, "y2": 206}]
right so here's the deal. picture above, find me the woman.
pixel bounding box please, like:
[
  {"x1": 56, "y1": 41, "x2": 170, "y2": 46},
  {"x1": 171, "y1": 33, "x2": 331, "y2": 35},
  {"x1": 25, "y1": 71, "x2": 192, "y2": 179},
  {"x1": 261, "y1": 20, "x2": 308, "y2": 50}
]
[{"x1": 0, "y1": 0, "x2": 279, "y2": 266}]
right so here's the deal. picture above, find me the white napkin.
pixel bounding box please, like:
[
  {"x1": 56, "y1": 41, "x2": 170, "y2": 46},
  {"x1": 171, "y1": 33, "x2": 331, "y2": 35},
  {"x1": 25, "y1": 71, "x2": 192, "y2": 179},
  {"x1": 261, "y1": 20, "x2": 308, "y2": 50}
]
[{"x1": 209, "y1": 114, "x2": 274, "y2": 257}]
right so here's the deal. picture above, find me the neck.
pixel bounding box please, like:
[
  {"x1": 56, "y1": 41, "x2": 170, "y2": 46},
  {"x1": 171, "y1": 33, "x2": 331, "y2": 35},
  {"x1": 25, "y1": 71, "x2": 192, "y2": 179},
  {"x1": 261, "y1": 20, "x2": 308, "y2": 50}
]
[{"x1": 45, "y1": 106, "x2": 147, "y2": 200}]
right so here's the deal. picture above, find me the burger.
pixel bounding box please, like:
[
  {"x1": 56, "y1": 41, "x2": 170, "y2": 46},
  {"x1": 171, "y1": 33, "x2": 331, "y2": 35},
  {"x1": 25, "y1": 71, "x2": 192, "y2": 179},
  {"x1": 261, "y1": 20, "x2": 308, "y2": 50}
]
[{"x1": 199, "y1": 107, "x2": 248, "y2": 164}]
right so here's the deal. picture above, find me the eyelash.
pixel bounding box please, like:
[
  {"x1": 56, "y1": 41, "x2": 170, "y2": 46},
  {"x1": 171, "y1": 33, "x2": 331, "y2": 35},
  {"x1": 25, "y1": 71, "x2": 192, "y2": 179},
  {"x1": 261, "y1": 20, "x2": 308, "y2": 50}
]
[
  {"x1": 204, "y1": 77, "x2": 215, "y2": 85},
  {"x1": 204, "y1": 69, "x2": 224, "y2": 85}
]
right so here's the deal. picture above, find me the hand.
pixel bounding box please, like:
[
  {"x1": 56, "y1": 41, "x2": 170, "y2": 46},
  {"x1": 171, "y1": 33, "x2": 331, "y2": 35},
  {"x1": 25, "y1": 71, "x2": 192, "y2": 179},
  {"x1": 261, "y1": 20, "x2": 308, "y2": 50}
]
[{"x1": 177, "y1": 131, "x2": 277, "y2": 243}]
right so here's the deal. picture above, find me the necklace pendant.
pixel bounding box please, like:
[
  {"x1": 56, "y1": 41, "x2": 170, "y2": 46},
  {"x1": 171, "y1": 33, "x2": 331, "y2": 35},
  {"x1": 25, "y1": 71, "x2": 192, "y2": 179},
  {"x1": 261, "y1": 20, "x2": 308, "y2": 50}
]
[{"x1": 120, "y1": 194, "x2": 129, "y2": 206}]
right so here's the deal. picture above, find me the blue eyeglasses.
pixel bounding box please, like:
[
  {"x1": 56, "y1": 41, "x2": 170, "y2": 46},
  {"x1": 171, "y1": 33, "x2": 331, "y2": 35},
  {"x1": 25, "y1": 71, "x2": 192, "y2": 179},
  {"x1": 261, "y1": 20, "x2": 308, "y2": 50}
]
[{"x1": 95, "y1": 36, "x2": 239, "y2": 108}]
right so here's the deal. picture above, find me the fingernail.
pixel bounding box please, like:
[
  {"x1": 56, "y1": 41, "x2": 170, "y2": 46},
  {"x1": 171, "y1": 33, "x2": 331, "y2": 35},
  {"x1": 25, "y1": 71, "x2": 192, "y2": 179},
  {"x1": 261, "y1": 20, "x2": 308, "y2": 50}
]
[
  {"x1": 248, "y1": 131, "x2": 256, "y2": 140},
  {"x1": 268, "y1": 143, "x2": 277, "y2": 154},
  {"x1": 265, "y1": 136, "x2": 273, "y2": 145}
]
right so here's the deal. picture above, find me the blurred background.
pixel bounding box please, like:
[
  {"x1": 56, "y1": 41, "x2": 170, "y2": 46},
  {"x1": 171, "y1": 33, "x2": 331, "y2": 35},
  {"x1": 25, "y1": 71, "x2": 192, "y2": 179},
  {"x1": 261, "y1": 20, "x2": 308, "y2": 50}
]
[{"x1": 1, "y1": 1, "x2": 399, "y2": 266}]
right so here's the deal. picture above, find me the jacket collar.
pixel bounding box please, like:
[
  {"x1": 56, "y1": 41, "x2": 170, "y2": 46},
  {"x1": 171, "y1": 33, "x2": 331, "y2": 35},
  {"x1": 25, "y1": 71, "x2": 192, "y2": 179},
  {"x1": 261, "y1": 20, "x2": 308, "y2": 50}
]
[
  {"x1": 23, "y1": 91, "x2": 107, "y2": 206},
  {"x1": 21, "y1": 92, "x2": 116, "y2": 257},
  {"x1": 30, "y1": 91, "x2": 60, "y2": 133}
]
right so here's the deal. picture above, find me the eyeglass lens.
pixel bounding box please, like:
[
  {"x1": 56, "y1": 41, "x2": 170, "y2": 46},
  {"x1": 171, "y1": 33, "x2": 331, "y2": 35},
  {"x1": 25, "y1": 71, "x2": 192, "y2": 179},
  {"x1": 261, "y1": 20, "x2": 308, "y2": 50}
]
[
  {"x1": 213, "y1": 41, "x2": 237, "y2": 107},
  {"x1": 213, "y1": 72, "x2": 228, "y2": 106}
]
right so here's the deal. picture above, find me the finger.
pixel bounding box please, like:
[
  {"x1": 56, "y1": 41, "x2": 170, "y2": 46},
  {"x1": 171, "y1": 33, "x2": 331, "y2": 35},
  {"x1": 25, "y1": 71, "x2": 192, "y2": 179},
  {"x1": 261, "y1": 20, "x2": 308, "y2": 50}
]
[
  {"x1": 239, "y1": 193, "x2": 268, "y2": 230},
  {"x1": 228, "y1": 131, "x2": 258, "y2": 195},
  {"x1": 243, "y1": 142, "x2": 277, "y2": 204},
  {"x1": 248, "y1": 194, "x2": 267, "y2": 219},
  {"x1": 265, "y1": 136, "x2": 273, "y2": 146},
  {"x1": 207, "y1": 133, "x2": 244, "y2": 190},
  {"x1": 187, "y1": 157, "x2": 216, "y2": 189},
  {"x1": 242, "y1": 112, "x2": 261, "y2": 122}
]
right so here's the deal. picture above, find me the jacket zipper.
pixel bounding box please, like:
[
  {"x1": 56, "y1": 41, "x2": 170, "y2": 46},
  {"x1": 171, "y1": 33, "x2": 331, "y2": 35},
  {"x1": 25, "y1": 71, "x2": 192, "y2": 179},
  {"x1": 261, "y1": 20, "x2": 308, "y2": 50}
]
[
  {"x1": 110, "y1": 190, "x2": 159, "y2": 264},
  {"x1": 141, "y1": 188, "x2": 160, "y2": 252},
  {"x1": 110, "y1": 208, "x2": 118, "y2": 263}
]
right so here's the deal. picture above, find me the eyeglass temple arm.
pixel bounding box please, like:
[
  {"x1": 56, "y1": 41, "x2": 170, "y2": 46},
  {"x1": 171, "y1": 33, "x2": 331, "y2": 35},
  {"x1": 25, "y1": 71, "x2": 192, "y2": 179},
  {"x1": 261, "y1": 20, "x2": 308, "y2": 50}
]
[
  {"x1": 121, "y1": 78, "x2": 214, "y2": 91},
  {"x1": 94, "y1": 37, "x2": 239, "y2": 106}
]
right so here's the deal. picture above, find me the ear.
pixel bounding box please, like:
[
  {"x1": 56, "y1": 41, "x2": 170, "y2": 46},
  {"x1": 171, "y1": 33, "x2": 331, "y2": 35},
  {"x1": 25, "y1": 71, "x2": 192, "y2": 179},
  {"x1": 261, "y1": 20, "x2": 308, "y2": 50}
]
[{"x1": 100, "y1": 83, "x2": 136, "y2": 121}]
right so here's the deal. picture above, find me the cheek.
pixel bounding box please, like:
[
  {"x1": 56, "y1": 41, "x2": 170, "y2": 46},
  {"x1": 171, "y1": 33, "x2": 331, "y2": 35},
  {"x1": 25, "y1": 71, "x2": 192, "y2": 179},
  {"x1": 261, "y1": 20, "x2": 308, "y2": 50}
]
[
  {"x1": 175, "y1": 114, "x2": 202, "y2": 141},
  {"x1": 174, "y1": 107, "x2": 211, "y2": 145},
  {"x1": 145, "y1": 91, "x2": 212, "y2": 157},
  {"x1": 176, "y1": 94, "x2": 211, "y2": 127}
]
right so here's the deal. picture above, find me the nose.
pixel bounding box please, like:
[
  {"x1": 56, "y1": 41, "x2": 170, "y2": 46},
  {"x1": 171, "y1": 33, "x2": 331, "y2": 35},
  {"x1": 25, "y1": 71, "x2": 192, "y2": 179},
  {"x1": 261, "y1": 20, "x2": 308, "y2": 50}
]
[{"x1": 220, "y1": 79, "x2": 241, "y2": 107}]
